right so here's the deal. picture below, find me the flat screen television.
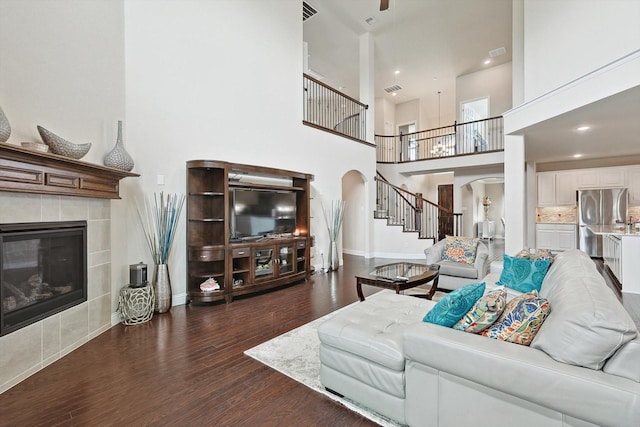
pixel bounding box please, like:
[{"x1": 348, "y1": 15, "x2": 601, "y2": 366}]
[{"x1": 231, "y1": 189, "x2": 296, "y2": 239}]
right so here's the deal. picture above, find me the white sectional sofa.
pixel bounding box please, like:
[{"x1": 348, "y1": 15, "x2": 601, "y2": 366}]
[{"x1": 318, "y1": 250, "x2": 640, "y2": 427}]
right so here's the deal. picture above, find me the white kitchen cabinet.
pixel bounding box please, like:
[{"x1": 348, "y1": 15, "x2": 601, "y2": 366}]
[
  {"x1": 536, "y1": 223, "x2": 576, "y2": 251},
  {"x1": 536, "y1": 172, "x2": 577, "y2": 207},
  {"x1": 537, "y1": 173, "x2": 556, "y2": 206},
  {"x1": 577, "y1": 167, "x2": 626, "y2": 189},
  {"x1": 627, "y1": 166, "x2": 640, "y2": 206},
  {"x1": 536, "y1": 224, "x2": 555, "y2": 249},
  {"x1": 556, "y1": 172, "x2": 578, "y2": 205},
  {"x1": 603, "y1": 234, "x2": 622, "y2": 283}
]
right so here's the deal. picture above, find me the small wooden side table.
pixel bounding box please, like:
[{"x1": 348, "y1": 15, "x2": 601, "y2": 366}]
[{"x1": 118, "y1": 283, "x2": 154, "y2": 325}]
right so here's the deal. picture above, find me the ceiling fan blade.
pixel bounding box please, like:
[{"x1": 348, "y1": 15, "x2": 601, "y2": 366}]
[{"x1": 380, "y1": 0, "x2": 389, "y2": 11}]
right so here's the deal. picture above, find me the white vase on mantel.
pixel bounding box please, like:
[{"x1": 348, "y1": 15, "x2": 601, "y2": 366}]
[{"x1": 104, "y1": 120, "x2": 134, "y2": 171}]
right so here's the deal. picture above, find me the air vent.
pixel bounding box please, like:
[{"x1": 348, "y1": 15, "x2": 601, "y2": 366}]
[
  {"x1": 303, "y1": 2, "x2": 318, "y2": 21},
  {"x1": 384, "y1": 84, "x2": 402, "y2": 93},
  {"x1": 489, "y1": 47, "x2": 506, "y2": 58}
]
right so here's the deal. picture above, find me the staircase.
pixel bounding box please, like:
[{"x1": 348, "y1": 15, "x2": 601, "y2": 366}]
[{"x1": 374, "y1": 173, "x2": 462, "y2": 241}]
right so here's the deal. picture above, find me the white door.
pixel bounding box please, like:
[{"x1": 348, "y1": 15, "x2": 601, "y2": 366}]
[
  {"x1": 398, "y1": 122, "x2": 417, "y2": 161},
  {"x1": 460, "y1": 97, "x2": 489, "y2": 153}
]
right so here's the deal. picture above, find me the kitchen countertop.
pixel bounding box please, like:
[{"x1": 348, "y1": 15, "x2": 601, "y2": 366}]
[{"x1": 587, "y1": 225, "x2": 640, "y2": 236}]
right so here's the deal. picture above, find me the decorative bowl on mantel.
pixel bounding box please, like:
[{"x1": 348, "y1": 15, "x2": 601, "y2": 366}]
[{"x1": 37, "y1": 125, "x2": 91, "y2": 159}]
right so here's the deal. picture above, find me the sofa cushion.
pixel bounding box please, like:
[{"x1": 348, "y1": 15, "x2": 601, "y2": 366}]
[
  {"x1": 531, "y1": 249, "x2": 638, "y2": 370},
  {"x1": 441, "y1": 236, "x2": 479, "y2": 265},
  {"x1": 515, "y1": 248, "x2": 554, "y2": 263},
  {"x1": 453, "y1": 288, "x2": 507, "y2": 333},
  {"x1": 482, "y1": 292, "x2": 551, "y2": 346},
  {"x1": 318, "y1": 291, "x2": 434, "y2": 371},
  {"x1": 438, "y1": 260, "x2": 479, "y2": 279},
  {"x1": 603, "y1": 338, "x2": 640, "y2": 382},
  {"x1": 497, "y1": 254, "x2": 550, "y2": 293},
  {"x1": 423, "y1": 282, "x2": 485, "y2": 327}
]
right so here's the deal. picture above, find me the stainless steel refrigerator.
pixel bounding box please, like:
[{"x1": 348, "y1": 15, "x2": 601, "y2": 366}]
[{"x1": 578, "y1": 188, "x2": 628, "y2": 257}]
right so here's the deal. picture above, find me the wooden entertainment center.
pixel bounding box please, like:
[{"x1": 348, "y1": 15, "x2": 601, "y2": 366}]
[{"x1": 186, "y1": 160, "x2": 313, "y2": 303}]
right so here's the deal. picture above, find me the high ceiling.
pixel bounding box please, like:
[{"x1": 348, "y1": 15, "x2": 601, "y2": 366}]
[
  {"x1": 303, "y1": 0, "x2": 512, "y2": 108},
  {"x1": 303, "y1": 0, "x2": 640, "y2": 165}
]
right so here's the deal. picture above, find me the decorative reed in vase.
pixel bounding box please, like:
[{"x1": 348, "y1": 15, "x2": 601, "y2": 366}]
[
  {"x1": 136, "y1": 192, "x2": 185, "y2": 313},
  {"x1": 322, "y1": 199, "x2": 346, "y2": 271}
]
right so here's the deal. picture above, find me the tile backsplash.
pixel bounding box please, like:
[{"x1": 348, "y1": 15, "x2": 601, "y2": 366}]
[
  {"x1": 537, "y1": 206, "x2": 640, "y2": 224},
  {"x1": 536, "y1": 206, "x2": 577, "y2": 223}
]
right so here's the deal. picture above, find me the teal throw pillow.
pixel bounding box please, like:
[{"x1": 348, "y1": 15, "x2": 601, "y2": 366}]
[
  {"x1": 423, "y1": 282, "x2": 486, "y2": 327},
  {"x1": 497, "y1": 254, "x2": 551, "y2": 293}
]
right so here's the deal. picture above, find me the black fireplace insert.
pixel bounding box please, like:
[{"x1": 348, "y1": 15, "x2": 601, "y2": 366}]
[{"x1": 0, "y1": 221, "x2": 87, "y2": 337}]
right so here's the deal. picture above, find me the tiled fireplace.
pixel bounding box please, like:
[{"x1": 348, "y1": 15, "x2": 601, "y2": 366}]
[{"x1": 0, "y1": 193, "x2": 112, "y2": 394}]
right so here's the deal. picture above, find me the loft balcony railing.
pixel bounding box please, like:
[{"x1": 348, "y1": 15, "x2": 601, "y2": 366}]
[
  {"x1": 374, "y1": 173, "x2": 462, "y2": 241},
  {"x1": 375, "y1": 116, "x2": 504, "y2": 163},
  {"x1": 303, "y1": 73, "x2": 369, "y2": 143}
]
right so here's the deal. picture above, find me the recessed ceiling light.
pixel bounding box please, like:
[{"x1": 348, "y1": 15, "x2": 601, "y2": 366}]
[
  {"x1": 573, "y1": 154, "x2": 583, "y2": 158},
  {"x1": 394, "y1": 70, "x2": 400, "y2": 75},
  {"x1": 484, "y1": 59, "x2": 491, "y2": 65},
  {"x1": 391, "y1": 92, "x2": 397, "y2": 96},
  {"x1": 577, "y1": 126, "x2": 591, "y2": 131}
]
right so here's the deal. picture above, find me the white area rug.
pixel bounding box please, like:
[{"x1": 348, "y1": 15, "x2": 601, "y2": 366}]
[{"x1": 244, "y1": 291, "x2": 406, "y2": 427}]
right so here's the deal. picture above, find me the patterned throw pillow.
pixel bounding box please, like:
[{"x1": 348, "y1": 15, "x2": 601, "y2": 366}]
[
  {"x1": 453, "y1": 288, "x2": 507, "y2": 333},
  {"x1": 497, "y1": 254, "x2": 551, "y2": 293},
  {"x1": 423, "y1": 282, "x2": 486, "y2": 327},
  {"x1": 482, "y1": 292, "x2": 551, "y2": 346},
  {"x1": 441, "y1": 236, "x2": 479, "y2": 265}
]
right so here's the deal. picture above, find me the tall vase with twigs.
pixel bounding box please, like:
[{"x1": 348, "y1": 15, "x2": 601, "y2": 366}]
[
  {"x1": 136, "y1": 192, "x2": 185, "y2": 313},
  {"x1": 323, "y1": 200, "x2": 346, "y2": 271}
]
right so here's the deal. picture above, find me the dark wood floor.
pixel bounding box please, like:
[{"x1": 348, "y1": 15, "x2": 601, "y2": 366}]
[
  {"x1": 1, "y1": 253, "x2": 639, "y2": 426},
  {"x1": 0, "y1": 255, "x2": 387, "y2": 427}
]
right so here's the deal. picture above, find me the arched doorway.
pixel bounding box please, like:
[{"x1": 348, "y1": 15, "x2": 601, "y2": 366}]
[{"x1": 342, "y1": 170, "x2": 368, "y2": 258}]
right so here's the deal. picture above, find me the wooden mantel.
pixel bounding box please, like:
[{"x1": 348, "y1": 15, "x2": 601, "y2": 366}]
[{"x1": 0, "y1": 143, "x2": 139, "y2": 199}]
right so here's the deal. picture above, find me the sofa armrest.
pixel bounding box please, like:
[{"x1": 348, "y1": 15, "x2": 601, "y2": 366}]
[
  {"x1": 424, "y1": 239, "x2": 446, "y2": 264},
  {"x1": 403, "y1": 323, "x2": 640, "y2": 427}
]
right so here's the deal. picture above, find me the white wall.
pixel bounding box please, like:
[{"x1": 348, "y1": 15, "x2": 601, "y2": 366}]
[
  {"x1": 395, "y1": 99, "x2": 420, "y2": 130},
  {"x1": 0, "y1": 0, "x2": 125, "y2": 164},
  {"x1": 0, "y1": 0, "x2": 128, "y2": 314},
  {"x1": 456, "y1": 62, "x2": 513, "y2": 119},
  {"x1": 123, "y1": 0, "x2": 377, "y2": 296},
  {"x1": 375, "y1": 97, "x2": 396, "y2": 134},
  {"x1": 523, "y1": 0, "x2": 640, "y2": 100}
]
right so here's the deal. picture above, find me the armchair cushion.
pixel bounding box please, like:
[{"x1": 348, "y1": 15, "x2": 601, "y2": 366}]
[
  {"x1": 441, "y1": 236, "x2": 479, "y2": 265},
  {"x1": 438, "y1": 261, "x2": 480, "y2": 279}
]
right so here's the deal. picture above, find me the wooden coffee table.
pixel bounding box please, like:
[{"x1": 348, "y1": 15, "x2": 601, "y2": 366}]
[{"x1": 356, "y1": 262, "x2": 440, "y2": 301}]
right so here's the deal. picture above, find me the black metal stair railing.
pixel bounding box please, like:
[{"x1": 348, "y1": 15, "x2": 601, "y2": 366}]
[
  {"x1": 374, "y1": 173, "x2": 462, "y2": 240},
  {"x1": 376, "y1": 116, "x2": 504, "y2": 163},
  {"x1": 303, "y1": 73, "x2": 369, "y2": 144}
]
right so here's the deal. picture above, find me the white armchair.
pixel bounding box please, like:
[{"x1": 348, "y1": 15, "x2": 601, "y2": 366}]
[{"x1": 424, "y1": 238, "x2": 490, "y2": 291}]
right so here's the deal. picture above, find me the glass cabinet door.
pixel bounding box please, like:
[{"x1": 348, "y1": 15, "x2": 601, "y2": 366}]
[
  {"x1": 277, "y1": 244, "x2": 295, "y2": 276},
  {"x1": 254, "y1": 248, "x2": 274, "y2": 281}
]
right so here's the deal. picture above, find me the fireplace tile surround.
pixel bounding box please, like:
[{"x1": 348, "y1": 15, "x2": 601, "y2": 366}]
[{"x1": 0, "y1": 192, "x2": 112, "y2": 394}]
